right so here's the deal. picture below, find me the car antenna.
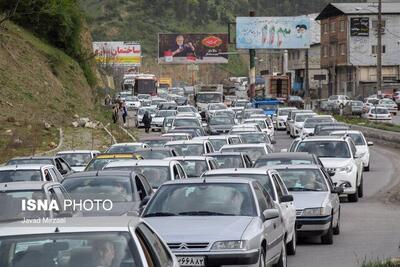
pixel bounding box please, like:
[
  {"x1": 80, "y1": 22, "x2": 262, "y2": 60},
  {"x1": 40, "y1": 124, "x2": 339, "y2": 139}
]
[
  {"x1": 54, "y1": 227, "x2": 60, "y2": 233},
  {"x1": 202, "y1": 176, "x2": 206, "y2": 183}
]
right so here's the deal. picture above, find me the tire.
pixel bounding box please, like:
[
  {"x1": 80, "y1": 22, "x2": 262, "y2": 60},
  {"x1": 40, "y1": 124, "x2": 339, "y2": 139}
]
[
  {"x1": 364, "y1": 162, "x2": 370, "y2": 172},
  {"x1": 274, "y1": 242, "x2": 287, "y2": 267},
  {"x1": 286, "y1": 229, "x2": 297, "y2": 255},
  {"x1": 333, "y1": 210, "x2": 340, "y2": 235},
  {"x1": 259, "y1": 247, "x2": 266, "y2": 267},
  {"x1": 358, "y1": 177, "x2": 364, "y2": 198},
  {"x1": 321, "y1": 220, "x2": 333, "y2": 245},
  {"x1": 348, "y1": 188, "x2": 359, "y2": 202}
]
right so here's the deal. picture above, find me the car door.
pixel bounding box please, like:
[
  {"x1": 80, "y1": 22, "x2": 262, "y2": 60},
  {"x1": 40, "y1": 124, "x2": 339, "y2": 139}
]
[
  {"x1": 321, "y1": 168, "x2": 340, "y2": 224},
  {"x1": 253, "y1": 183, "x2": 282, "y2": 260},
  {"x1": 348, "y1": 140, "x2": 363, "y2": 183}
]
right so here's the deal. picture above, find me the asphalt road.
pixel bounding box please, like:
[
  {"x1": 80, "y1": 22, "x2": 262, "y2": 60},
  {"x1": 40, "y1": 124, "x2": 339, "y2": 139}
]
[
  {"x1": 131, "y1": 113, "x2": 400, "y2": 266},
  {"x1": 392, "y1": 114, "x2": 400, "y2": 125}
]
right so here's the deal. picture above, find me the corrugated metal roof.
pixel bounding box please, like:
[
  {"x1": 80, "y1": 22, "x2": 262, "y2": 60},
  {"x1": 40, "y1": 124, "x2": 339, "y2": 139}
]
[{"x1": 332, "y1": 2, "x2": 400, "y2": 14}]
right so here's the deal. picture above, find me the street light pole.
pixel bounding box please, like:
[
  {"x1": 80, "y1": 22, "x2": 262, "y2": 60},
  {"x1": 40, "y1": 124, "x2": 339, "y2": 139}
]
[{"x1": 377, "y1": 0, "x2": 382, "y2": 95}]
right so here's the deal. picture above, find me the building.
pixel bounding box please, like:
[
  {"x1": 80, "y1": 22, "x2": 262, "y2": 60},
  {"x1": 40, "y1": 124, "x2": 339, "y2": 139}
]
[
  {"x1": 316, "y1": 2, "x2": 400, "y2": 98},
  {"x1": 288, "y1": 14, "x2": 329, "y2": 98}
]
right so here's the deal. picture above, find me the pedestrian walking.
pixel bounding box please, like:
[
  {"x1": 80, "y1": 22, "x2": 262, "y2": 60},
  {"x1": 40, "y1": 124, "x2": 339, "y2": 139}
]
[
  {"x1": 142, "y1": 111, "x2": 152, "y2": 133},
  {"x1": 121, "y1": 101, "x2": 128, "y2": 127},
  {"x1": 112, "y1": 104, "x2": 119, "y2": 124}
]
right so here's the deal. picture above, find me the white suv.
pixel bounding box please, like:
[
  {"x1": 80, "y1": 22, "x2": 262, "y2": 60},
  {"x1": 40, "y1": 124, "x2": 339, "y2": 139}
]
[
  {"x1": 328, "y1": 95, "x2": 350, "y2": 109},
  {"x1": 294, "y1": 136, "x2": 364, "y2": 202}
]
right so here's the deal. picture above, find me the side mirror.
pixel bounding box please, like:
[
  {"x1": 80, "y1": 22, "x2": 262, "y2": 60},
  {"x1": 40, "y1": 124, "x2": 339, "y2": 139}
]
[
  {"x1": 263, "y1": 209, "x2": 280, "y2": 221},
  {"x1": 327, "y1": 170, "x2": 335, "y2": 177},
  {"x1": 331, "y1": 187, "x2": 344, "y2": 195},
  {"x1": 367, "y1": 141, "x2": 374, "y2": 146},
  {"x1": 280, "y1": 195, "x2": 294, "y2": 203}
]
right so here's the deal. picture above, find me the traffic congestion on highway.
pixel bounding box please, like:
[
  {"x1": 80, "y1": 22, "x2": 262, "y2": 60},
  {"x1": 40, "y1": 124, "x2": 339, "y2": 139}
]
[{"x1": 1, "y1": 85, "x2": 400, "y2": 267}]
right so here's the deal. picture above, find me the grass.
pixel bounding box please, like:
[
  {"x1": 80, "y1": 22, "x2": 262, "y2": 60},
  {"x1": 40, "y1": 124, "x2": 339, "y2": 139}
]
[
  {"x1": 361, "y1": 258, "x2": 400, "y2": 267},
  {"x1": 334, "y1": 115, "x2": 400, "y2": 133}
]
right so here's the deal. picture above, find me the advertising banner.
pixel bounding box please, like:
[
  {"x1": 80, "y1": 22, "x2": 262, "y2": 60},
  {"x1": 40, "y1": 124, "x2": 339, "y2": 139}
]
[
  {"x1": 158, "y1": 33, "x2": 228, "y2": 64},
  {"x1": 350, "y1": 17, "x2": 369, "y2": 36},
  {"x1": 236, "y1": 16, "x2": 311, "y2": 49},
  {"x1": 93, "y1": 41, "x2": 141, "y2": 66}
]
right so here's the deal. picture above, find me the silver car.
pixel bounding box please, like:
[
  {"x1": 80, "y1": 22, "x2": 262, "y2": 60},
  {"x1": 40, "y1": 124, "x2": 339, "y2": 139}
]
[
  {"x1": 0, "y1": 217, "x2": 179, "y2": 267},
  {"x1": 142, "y1": 178, "x2": 287, "y2": 267},
  {"x1": 273, "y1": 164, "x2": 342, "y2": 245}
]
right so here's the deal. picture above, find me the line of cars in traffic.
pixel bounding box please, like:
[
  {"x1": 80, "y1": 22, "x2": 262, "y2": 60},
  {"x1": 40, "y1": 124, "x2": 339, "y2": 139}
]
[{"x1": 0, "y1": 95, "x2": 375, "y2": 267}]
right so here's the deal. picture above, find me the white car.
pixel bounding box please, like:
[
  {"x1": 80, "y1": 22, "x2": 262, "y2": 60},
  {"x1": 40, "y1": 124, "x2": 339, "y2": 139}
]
[
  {"x1": 229, "y1": 123, "x2": 263, "y2": 134},
  {"x1": 378, "y1": 99, "x2": 398, "y2": 115},
  {"x1": 165, "y1": 140, "x2": 215, "y2": 156},
  {"x1": 330, "y1": 130, "x2": 374, "y2": 171},
  {"x1": 301, "y1": 115, "x2": 335, "y2": 138},
  {"x1": 166, "y1": 156, "x2": 219, "y2": 178},
  {"x1": 220, "y1": 143, "x2": 272, "y2": 164},
  {"x1": 275, "y1": 107, "x2": 297, "y2": 130},
  {"x1": 176, "y1": 105, "x2": 202, "y2": 120},
  {"x1": 172, "y1": 117, "x2": 201, "y2": 129},
  {"x1": 136, "y1": 107, "x2": 157, "y2": 127},
  {"x1": 152, "y1": 110, "x2": 178, "y2": 131},
  {"x1": 294, "y1": 136, "x2": 364, "y2": 202},
  {"x1": 243, "y1": 118, "x2": 275, "y2": 140},
  {"x1": 106, "y1": 142, "x2": 149, "y2": 154},
  {"x1": 162, "y1": 132, "x2": 192, "y2": 141},
  {"x1": 125, "y1": 95, "x2": 141, "y2": 110},
  {"x1": 286, "y1": 110, "x2": 313, "y2": 135},
  {"x1": 193, "y1": 135, "x2": 238, "y2": 151},
  {"x1": 291, "y1": 113, "x2": 316, "y2": 138},
  {"x1": 56, "y1": 150, "x2": 100, "y2": 172},
  {"x1": 363, "y1": 106, "x2": 392, "y2": 121},
  {"x1": 328, "y1": 95, "x2": 350, "y2": 109},
  {"x1": 202, "y1": 167, "x2": 297, "y2": 254}
]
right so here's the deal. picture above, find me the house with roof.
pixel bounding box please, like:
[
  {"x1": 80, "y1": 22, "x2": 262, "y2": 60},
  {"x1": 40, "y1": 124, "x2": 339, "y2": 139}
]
[{"x1": 316, "y1": 2, "x2": 400, "y2": 97}]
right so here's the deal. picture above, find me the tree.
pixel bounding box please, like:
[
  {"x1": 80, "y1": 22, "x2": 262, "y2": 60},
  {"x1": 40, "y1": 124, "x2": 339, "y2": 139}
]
[{"x1": 0, "y1": 0, "x2": 20, "y2": 26}]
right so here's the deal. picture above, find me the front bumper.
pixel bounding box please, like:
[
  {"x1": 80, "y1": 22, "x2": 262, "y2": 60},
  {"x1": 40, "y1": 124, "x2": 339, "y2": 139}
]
[
  {"x1": 296, "y1": 215, "x2": 332, "y2": 236},
  {"x1": 329, "y1": 170, "x2": 357, "y2": 194},
  {"x1": 173, "y1": 249, "x2": 260, "y2": 266}
]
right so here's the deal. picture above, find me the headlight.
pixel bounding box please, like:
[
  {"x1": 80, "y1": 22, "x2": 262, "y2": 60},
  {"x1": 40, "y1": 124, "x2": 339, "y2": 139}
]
[
  {"x1": 211, "y1": 240, "x2": 247, "y2": 250},
  {"x1": 337, "y1": 164, "x2": 353, "y2": 173},
  {"x1": 301, "y1": 208, "x2": 329, "y2": 217}
]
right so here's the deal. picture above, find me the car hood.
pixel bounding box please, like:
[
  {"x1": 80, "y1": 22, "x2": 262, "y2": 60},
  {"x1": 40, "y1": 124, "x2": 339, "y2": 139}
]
[
  {"x1": 145, "y1": 216, "x2": 254, "y2": 243},
  {"x1": 209, "y1": 125, "x2": 233, "y2": 131},
  {"x1": 319, "y1": 157, "x2": 353, "y2": 168},
  {"x1": 291, "y1": 192, "x2": 329, "y2": 210}
]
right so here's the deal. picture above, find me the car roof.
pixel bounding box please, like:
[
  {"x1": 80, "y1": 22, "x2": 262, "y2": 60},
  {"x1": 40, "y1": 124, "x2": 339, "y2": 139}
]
[
  {"x1": 166, "y1": 140, "x2": 207, "y2": 145},
  {"x1": 135, "y1": 147, "x2": 174, "y2": 152},
  {"x1": 165, "y1": 156, "x2": 211, "y2": 161},
  {"x1": 257, "y1": 152, "x2": 314, "y2": 160},
  {"x1": 139, "y1": 136, "x2": 172, "y2": 141},
  {"x1": 205, "y1": 152, "x2": 244, "y2": 156},
  {"x1": 107, "y1": 159, "x2": 175, "y2": 167},
  {"x1": 204, "y1": 167, "x2": 271, "y2": 175},
  {"x1": 57, "y1": 150, "x2": 100, "y2": 154},
  {"x1": 193, "y1": 136, "x2": 227, "y2": 140},
  {"x1": 0, "y1": 181, "x2": 60, "y2": 191},
  {"x1": 162, "y1": 177, "x2": 253, "y2": 185},
  {"x1": 0, "y1": 165, "x2": 51, "y2": 171},
  {"x1": 95, "y1": 153, "x2": 140, "y2": 159},
  {"x1": 110, "y1": 142, "x2": 145, "y2": 147},
  {"x1": 267, "y1": 164, "x2": 322, "y2": 170},
  {"x1": 330, "y1": 130, "x2": 363, "y2": 135},
  {"x1": 301, "y1": 136, "x2": 347, "y2": 141},
  {"x1": 162, "y1": 133, "x2": 190, "y2": 136},
  {"x1": 9, "y1": 156, "x2": 56, "y2": 160},
  {"x1": 221, "y1": 144, "x2": 266, "y2": 149},
  {"x1": 0, "y1": 217, "x2": 142, "y2": 236},
  {"x1": 65, "y1": 170, "x2": 136, "y2": 179}
]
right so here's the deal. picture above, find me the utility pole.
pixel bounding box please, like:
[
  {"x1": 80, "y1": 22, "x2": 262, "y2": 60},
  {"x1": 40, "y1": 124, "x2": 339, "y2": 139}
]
[
  {"x1": 305, "y1": 49, "x2": 310, "y2": 98},
  {"x1": 249, "y1": 11, "x2": 256, "y2": 99},
  {"x1": 377, "y1": 0, "x2": 382, "y2": 95}
]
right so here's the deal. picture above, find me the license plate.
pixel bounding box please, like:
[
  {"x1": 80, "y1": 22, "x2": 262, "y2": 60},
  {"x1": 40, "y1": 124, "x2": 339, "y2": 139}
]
[{"x1": 177, "y1": 256, "x2": 205, "y2": 266}]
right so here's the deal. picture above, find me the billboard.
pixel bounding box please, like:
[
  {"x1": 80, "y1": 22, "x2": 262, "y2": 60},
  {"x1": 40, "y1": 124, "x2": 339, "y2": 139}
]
[
  {"x1": 350, "y1": 17, "x2": 369, "y2": 36},
  {"x1": 158, "y1": 33, "x2": 228, "y2": 64},
  {"x1": 236, "y1": 16, "x2": 311, "y2": 49},
  {"x1": 93, "y1": 41, "x2": 141, "y2": 66}
]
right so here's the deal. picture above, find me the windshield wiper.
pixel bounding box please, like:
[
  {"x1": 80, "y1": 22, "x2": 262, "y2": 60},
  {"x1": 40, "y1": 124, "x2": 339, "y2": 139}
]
[
  {"x1": 288, "y1": 187, "x2": 323, "y2": 192},
  {"x1": 143, "y1": 212, "x2": 177, "y2": 217},
  {"x1": 178, "y1": 211, "x2": 234, "y2": 216}
]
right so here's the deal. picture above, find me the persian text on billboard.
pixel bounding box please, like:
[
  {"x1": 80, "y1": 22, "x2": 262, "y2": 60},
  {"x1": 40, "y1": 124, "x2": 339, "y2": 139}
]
[
  {"x1": 93, "y1": 41, "x2": 141, "y2": 66},
  {"x1": 236, "y1": 16, "x2": 311, "y2": 49},
  {"x1": 158, "y1": 34, "x2": 228, "y2": 64}
]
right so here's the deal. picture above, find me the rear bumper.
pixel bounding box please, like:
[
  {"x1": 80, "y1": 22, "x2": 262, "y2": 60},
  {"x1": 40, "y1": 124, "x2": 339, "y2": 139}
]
[
  {"x1": 296, "y1": 215, "x2": 332, "y2": 236},
  {"x1": 174, "y1": 249, "x2": 260, "y2": 266}
]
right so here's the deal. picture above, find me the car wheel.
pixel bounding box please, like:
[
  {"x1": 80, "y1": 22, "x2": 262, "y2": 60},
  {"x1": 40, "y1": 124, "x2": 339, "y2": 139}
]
[
  {"x1": 333, "y1": 210, "x2": 340, "y2": 235},
  {"x1": 364, "y1": 162, "x2": 370, "y2": 172},
  {"x1": 321, "y1": 220, "x2": 333, "y2": 245},
  {"x1": 274, "y1": 242, "x2": 287, "y2": 267},
  {"x1": 358, "y1": 177, "x2": 364, "y2": 198},
  {"x1": 259, "y1": 247, "x2": 266, "y2": 267},
  {"x1": 348, "y1": 187, "x2": 359, "y2": 203},
  {"x1": 286, "y1": 228, "x2": 296, "y2": 255}
]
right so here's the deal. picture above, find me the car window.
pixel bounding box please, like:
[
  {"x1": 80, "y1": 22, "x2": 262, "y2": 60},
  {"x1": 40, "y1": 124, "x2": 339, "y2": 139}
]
[
  {"x1": 55, "y1": 159, "x2": 63, "y2": 172},
  {"x1": 138, "y1": 174, "x2": 154, "y2": 196},
  {"x1": 47, "y1": 168, "x2": 59, "y2": 182},
  {"x1": 348, "y1": 140, "x2": 357, "y2": 157},
  {"x1": 272, "y1": 175, "x2": 284, "y2": 200},
  {"x1": 59, "y1": 158, "x2": 71, "y2": 171},
  {"x1": 172, "y1": 166, "x2": 180, "y2": 180},
  {"x1": 135, "y1": 176, "x2": 147, "y2": 200},
  {"x1": 43, "y1": 168, "x2": 53, "y2": 182},
  {"x1": 253, "y1": 183, "x2": 270, "y2": 213},
  {"x1": 273, "y1": 174, "x2": 289, "y2": 195}
]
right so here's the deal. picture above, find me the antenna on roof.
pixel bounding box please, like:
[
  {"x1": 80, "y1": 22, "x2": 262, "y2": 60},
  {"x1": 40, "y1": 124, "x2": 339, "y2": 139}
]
[
  {"x1": 54, "y1": 227, "x2": 60, "y2": 233},
  {"x1": 202, "y1": 176, "x2": 207, "y2": 183}
]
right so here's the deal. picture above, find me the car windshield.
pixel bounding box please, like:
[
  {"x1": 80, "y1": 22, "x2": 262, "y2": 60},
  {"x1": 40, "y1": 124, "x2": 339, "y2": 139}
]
[
  {"x1": 125, "y1": 96, "x2": 138, "y2": 101},
  {"x1": 214, "y1": 110, "x2": 234, "y2": 117},
  {"x1": 295, "y1": 114, "x2": 314, "y2": 122},
  {"x1": 207, "y1": 139, "x2": 226, "y2": 151},
  {"x1": 141, "y1": 139, "x2": 168, "y2": 148},
  {"x1": 235, "y1": 101, "x2": 248, "y2": 107},
  {"x1": 209, "y1": 104, "x2": 226, "y2": 110},
  {"x1": 7, "y1": 159, "x2": 52, "y2": 165},
  {"x1": 278, "y1": 109, "x2": 291, "y2": 116},
  {"x1": 351, "y1": 101, "x2": 363, "y2": 106},
  {"x1": 317, "y1": 127, "x2": 349, "y2": 136},
  {"x1": 58, "y1": 153, "x2": 92, "y2": 167},
  {"x1": 239, "y1": 133, "x2": 268, "y2": 144},
  {"x1": 131, "y1": 166, "x2": 171, "y2": 188},
  {"x1": 178, "y1": 106, "x2": 196, "y2": 113},
  {"x1": 62, "y1": 177, "x2": 134, "y2": 202},
  {"x1": 136, "y1": 150, "x2": 171, "y2": 159},
  {"x1": 0, "y1": 232, "x2": 139, "y2": 267},
  {"x1": 197, "y1": 93, "x2": 222, "y2": 103},
  {"x1": 151, "y1": 99, "x2": 166, "y2": 105},
  {"x1": 173, "y1": 119, "x2": 199, "y2": 127},
  {"x1": 144, "y1": 183, "x2": 256, "y2": 217},
  {"x1": 179, "y1": 160, "x2": 208, "y2": 178},
  {"x1": 277, "y1": 169, "x2": 328, "y2": 192},
  {"x1": 255, "y1": 158, "x2": 313, "y2": 167},
  {"x1": 107, "y1": 145, "x2": 141, "y2": 154},
  {"x1": 0, "y1": 190, "x2": 46, "y2": 221},
  {"x1": 371, "y1": 108, "x2": 388, "y2": 114},
  {"x1": 209, "y1": 117, "x2": 233, "y2": 125},
  {"x1": 331, "y1": 133, "x2": 365, "y2": 146},
  {"x1": 304, "y1": 118, "x2": 334, "y2": 128},
  {"x1": 212, "y1": 155, "x2": 244, "y2": 168},
  {"x1": 329, "y1": 95, "x2": 339, "y2": 100},
  {"x1": 156, "y1": 110, "x2": 175, "y2": 117},
  {"x1": 221, "y1": 147, "x2": 266, "y2": 162},
  {"x1": 85, "y1": 158, "x2": 132, "y2": 171},
  {"x1": 138, "y1": 108, "x2": 156, "y2": 115},
  {"x1": 296, "y1": 141, "x2": 351, "y2": 158},
  {"x1": 0, "y1": 170, "x2": 42, "y2": 183},
  {"x1": 256, "y1": 104, "x2": 278, "y2": 110},
  {"x1": 166, "y1": 144, "x2": 204, "y2": 156}
]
